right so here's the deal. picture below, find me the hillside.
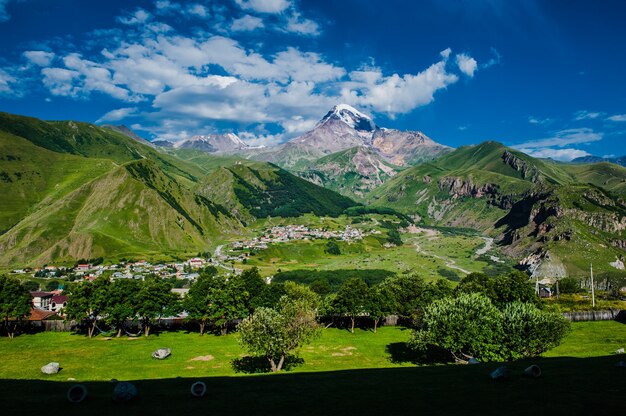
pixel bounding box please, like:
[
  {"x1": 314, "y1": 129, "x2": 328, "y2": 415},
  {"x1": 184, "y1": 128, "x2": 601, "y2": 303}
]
[
  {"x1": 196, "y1": 162, "x2": 357, "y2": 223},
  {"x1": 295, "y1": 146, "x2": 402, "y2": 200},
  {"x1": 369, "y1": 141, "x2": 626, "y2": 276},
  {"x1": 0, "y1": 112, "x2": 357, "y2": 266}
]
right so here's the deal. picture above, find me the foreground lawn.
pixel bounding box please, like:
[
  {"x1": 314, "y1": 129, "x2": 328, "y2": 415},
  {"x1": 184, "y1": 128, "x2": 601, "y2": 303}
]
[
  {"x1": 1, "y1": 322, "x2": 625, "y2": 415},
  {"x1": 1, "y1": 322, "x2": 625, "y2": 382}
]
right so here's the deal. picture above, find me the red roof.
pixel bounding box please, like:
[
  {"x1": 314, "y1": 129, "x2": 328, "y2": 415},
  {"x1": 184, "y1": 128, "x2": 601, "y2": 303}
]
[
  {"x1": 28, "y1": 308, "x2": 57, "y2": 321},
  {"x1": 30, "y1": 291, "x2": 52, "y2": 298},
  {"x1": 51, "y1": 295, "x2": 68, "y2": 304}
]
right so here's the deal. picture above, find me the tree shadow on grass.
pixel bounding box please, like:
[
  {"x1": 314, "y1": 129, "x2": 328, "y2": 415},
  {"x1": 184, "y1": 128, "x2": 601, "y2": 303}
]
[
  {"x1": 386, "y1": 342, "x2": 452, "y2": 365},
  {"x1": 231, "y1": 355, "x2": 305, "y2": 374}
]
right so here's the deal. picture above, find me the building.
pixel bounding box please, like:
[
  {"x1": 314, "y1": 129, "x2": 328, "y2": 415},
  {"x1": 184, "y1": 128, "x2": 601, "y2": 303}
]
[
  {"x1": 30, "y1": 291, "x2": 52, "y2": 310},
  {"x1": 50, "y1": 295, "x2": 68, "y2": 313}
]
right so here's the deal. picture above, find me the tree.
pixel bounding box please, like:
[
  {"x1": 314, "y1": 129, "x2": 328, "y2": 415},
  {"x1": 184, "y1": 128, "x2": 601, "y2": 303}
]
[
  {"x1": 184, "y1": 275, "x2": 213, "y2": 335},
  {"x1": 456, "y1": 271, "x2": 538, "y2": 307},
  {"x1": 501, "y1": 302, "x2": 570, "y2": 359},
  {"x1": 206, "y1": 275, "x2": 249, "y2": 335},
  {"x1": 104, "y1": 279, "x2": 139, "y2": 337},
  {"x1": 309, "y1": 279, "x2": 331, "y2": 296},
  {"x1": 64, "y1": 277, "x2": 110, "y2": 338},
  {"x1": 0, "y1": 276, "x2": 32, "y2": 339},
  {"x1": 380, "y1": 274, "x2": 431, "y2": 323},
  {"x1": 44, "y1": 279, "x2": 60, "y2": 292},
  {"x1": 367, "y1": 284, "x2": 395, "y2": 333},
  {"x1": 135, "y1": 276, "x2": 178, "y2": 336},
  {"x1": 238, "y1": 298, "x2": 320, "y2": 372},
  {"x1": 325, "y1": 240, "x2": 341, "y2": 255},
  {"x1": 559, "y1": 277, "x2": 582, "y2": 294},
  {"x1": 22, "y1": 280, "x2": 39, "y2": 292},
  {"x1": 410, "y1": 293, "x2": 504, "y2": 362},
  {"x1": 333, "y1": 278, "x2": 369, "y2": 333},
  {"x1": 238, "y1": 267, "x2": 266, "y2": 312}
]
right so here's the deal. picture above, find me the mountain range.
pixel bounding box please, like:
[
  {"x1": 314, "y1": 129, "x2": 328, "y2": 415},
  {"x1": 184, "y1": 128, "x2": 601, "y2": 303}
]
[{"x1": 1, "y1": 106, "x2": 625, "y2": 278}]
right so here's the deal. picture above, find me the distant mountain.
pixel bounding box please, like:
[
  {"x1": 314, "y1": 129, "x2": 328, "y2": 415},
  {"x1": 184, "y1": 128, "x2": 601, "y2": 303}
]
[
  {"x1": 173, "y1": 133, "x2": 250, "y2": 153},
  {"x1": 257, "y1": 104, "x2": 450, "y2": 169},
  {"x1": 0, "y1": 112, "x2": 356, "y2": 266},
  {"x1": 295, "y1": 146, "x2": 402, "y2": 200},
  {"x1": 572, "y1": 155, "x2": 626, "y2": 167},
  {"x1": 101, "y1": 124, "x2": 154, "y2": 148},
  {"x1": 369, "y1": 141, "x2": 626, "y2": 277}
]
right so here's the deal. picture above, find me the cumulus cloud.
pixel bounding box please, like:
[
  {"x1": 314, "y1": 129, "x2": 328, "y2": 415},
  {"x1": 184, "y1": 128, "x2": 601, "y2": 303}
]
[
  {"x1": 117, "y1": 9, "x2": 151, "y2": 25},
  {"x1": 231, "y1": 14, "x2": 264, "y2": 31},
  {"x1": 96, "y1": 107, "x2": 139, "y2": 124},
  {"x1": 456, "y1": 53, "x2": 478, "y2": 77},
  {"x1": 234, "y1": 0, "x2": 291, "y2": 14},
  {"x1": 283, "y1": 12, "x2": 320, "y2": 36},
  {"x1": 607, "y1": 114, "x2": 626, "y2": 122},
  {"x1": 0, "y1": 68, "x2": 16, "y2": 94},
  {"x1": 23, "y1": 50, "x2": 56, "y2": 67},
  {"x1": 574, "y1": 110, "x2": 603, "y2": 120},
  {"x1": 239, "y1": 131, "x2": 284, "y2": 147}
]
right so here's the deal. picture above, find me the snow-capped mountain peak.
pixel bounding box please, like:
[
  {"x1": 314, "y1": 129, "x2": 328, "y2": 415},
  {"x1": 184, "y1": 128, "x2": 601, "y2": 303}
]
[
  {"x1": 172, "y1": 133, "x2": 249, "y2": 152},
  {"x1": 318, "y1": 103, "x2": 377, "y2": 132}
]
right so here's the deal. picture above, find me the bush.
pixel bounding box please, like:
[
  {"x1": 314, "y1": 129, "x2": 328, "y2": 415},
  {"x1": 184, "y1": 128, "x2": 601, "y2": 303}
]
[{"x1": 410, "y1": 293, "x2": 570, "y2": 362}]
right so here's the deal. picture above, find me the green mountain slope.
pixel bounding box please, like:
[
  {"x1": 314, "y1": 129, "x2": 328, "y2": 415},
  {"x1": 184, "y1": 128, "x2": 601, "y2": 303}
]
[
  {"x1": 197, "y1": 161, "x2": 358, "y2": 223},
  {"x1": 294, "y1": 146, "x2": 403, "y2": 201},
  {"x1": 369, "y1": 141, "x2": 626, "y2": 276},
  {"x1": 0, "y1": 112, "x2": 359, "y2": 266}
]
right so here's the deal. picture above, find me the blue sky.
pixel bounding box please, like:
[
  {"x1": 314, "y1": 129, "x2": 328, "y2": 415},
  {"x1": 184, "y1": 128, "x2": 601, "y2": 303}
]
[{"x1": 0, "y1": 0, "x2": 625, "y2": 160}]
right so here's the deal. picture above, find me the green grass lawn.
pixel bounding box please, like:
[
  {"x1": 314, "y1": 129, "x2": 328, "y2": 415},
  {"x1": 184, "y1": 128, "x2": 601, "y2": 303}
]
[{"x1": 1, "y1": 322, "x2": 625, "y2": 415}]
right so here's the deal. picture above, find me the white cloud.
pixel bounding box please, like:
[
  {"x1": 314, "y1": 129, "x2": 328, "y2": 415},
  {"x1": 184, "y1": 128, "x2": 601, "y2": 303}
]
[
  {"x1": 517, "y1": 147, "x2": 591, "y2": 161},
  {"x1": 231, "y1": 15, "x2": 264, "y2": 31},
  {"x1": 239, "y1": 131, "x2": 284, "y2": 147},
  {"x1": 512, "y1": 128, "x2": 603, "y2": 161},
  {"x1": 482, "y1": 47, "x2": 501, "y2": 68},
  {"x1": 0, "y1": 0, "x2": 10, "y2": 22},
  {"x1": 456, "y1": 53, "x2": 478, "y2": 77},
  {"x1": 117, "y1": 9, "x2": 151, "y2": 25},
  {"x1": 96, "y1": 107, "x2": 139, "y2": 124},
  {"x1": 514, "y1": 128, "x2": 603, "y2": 149},
  {"x1": 0, "y1": 68, "x2": 16, "y2": 94},
  {"x1": 528, "y1": 116, "x2": 551, "y2": 125},
  {"x1": 574, "y1": 110, "x2": 603, "y2": 120},
  {"x1": 234, "y1": 0, "x2": 291, "y2": 14},
  {"x1": 284, "y1": 12, "x2": 320, "y2": 36},
  {"x1": 607, "y1": 114, "x2": 626, "y2": 122},
  {"x1": 23, "y1": 50, "x2": 56, "y2": 67},
  {"x1": 41, "y1": 68, "x2": 80, "y2": 97},
  {"x1": 440, "y1": 48, "x2": 451, "y2": 59},
  {"x1": 346, "y1": 58, "x2": 459, "y2": 116},
  {"x1": 186, "y1": 4, "x2": 208, "y2": 18}
]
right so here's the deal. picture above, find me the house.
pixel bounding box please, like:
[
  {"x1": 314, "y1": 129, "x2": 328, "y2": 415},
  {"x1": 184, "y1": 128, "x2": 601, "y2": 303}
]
[
  {"x1": 30, "y1": 291, "x2": 53, "y2": 310},
  {"x1": 28, "y1": 307, "x2": 57, "y2": 321},
  {"x1": 75, "y1": 263, "x2": 92, "y2": 272},
  {"x1": 188, "y1": 257, "x2": 205, "y2": 269},
  {"x1": 50, "y1": 295, "x2": 68, "y2": 313}
]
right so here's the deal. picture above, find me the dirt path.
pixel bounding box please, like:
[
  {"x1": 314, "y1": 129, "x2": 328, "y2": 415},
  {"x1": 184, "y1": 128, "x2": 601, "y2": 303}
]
[
  {"x1": 413, "y1": 241, "x2": 471, "y2": 275},
  {"x1": 475, "y1": 237, "x2": 494, "y2": 256}
]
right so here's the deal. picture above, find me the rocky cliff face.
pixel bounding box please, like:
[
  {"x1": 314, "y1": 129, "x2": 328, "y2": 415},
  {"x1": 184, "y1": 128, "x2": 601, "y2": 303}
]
[{"x1": 502, "y1": 150, "x2": 541, "y2": 183}]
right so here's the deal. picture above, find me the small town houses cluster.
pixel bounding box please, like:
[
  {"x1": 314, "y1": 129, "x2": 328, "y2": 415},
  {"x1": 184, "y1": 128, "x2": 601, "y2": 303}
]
[{"x1": 14, "y1": 256, "x2": 213, "y2": 323}]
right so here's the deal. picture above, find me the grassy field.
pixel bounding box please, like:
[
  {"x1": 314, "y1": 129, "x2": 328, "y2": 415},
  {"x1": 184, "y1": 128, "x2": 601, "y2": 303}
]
[
  {"x1": 1, "y1": 321, "x2": 625, "y2": 415},
  {"x1": 232, "y1": 214, "x2": 508, "y2": 279}
]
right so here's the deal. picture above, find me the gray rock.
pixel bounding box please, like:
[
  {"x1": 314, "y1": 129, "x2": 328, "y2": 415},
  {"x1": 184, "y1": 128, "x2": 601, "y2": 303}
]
[
  {"x1": 41, "y1": 362, "x2": 60, "y2": 374},
  {"x1": 112, "y1": 382, "x2": 138, "y2": 403},
  {"x1": 490, "y1": 365, "x2": 510, "y2": 380},
  {"x1": 615, "y1": 348, "x2": 624, "y2": 354},
  {"x1": 523, "y1": 365, "x2": 542, "y2": 378},
  {"x1": 152, "y1": 348, "x2": 171, "y2": 360},
  {"x1": 468, "y1": 357, "x2": 480, "y2": 365}
]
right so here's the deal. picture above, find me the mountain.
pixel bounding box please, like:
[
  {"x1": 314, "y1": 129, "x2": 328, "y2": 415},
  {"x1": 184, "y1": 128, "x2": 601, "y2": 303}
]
[
  {"x1": 295, "y1": 146, "x2": 402, "y2": 200},
  {"x1": 572, "y1": 155, "x2": 626, "y2": 167},
  {"x1": 196, "y1": 161, "x2": 357, "y2": 224},
  {"x1": 0, "y1": 112, "x2": 356, "y2": 266},
  {"x1": 173, "y1": 133, "x2": 250, "y2": 153},
  {"x1": 369, "y1": 141, "x2": 626, "y2": 277},
  {"x1": 101, "y1": 124, "x2": 154, "y2": 148},
  {"x1": 256, "y1": 104, "x2": 450, "y2": 169}
]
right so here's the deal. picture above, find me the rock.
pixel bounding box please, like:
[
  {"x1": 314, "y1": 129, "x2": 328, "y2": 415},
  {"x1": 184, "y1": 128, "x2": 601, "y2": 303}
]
[
  {"x1": 468, "y1": 358, "x2": 480, "y2": 365},
  {"x1": 67, "y1": 384, "x2": 88, "y2": 403},
  {"x1": 523, "y1": 365, "x2": 542, "y2": 378},
  {"x1": 112, "y1": 382, "x2": 138, "y2": 403},
  {"x1": 490, "y1": 365, "x2": 510, "y2": 380},
  {"x1": 41, "y1": 362, "x2": 60, "y2": 374},
  {"x1": 152, "y1": 348, "x2": 171, "y2": 360},
  {"x1": 615, "y1": 348, "x2": 624, "y2": 354},
  {"x1": 191, "y1": 381, "x2": 207, "y2": 397}
]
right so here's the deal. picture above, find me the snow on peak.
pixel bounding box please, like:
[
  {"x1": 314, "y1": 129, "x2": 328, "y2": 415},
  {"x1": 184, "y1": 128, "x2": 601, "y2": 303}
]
[{"x1": 319, "y1": 104, "x2": 376, "y2": 132}]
